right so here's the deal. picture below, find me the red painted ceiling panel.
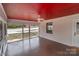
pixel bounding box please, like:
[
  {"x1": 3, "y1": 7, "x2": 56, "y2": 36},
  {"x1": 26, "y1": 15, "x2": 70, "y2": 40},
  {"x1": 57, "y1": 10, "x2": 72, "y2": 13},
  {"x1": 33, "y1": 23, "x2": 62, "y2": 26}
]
[
  {"x1": 2, "y1": 3, "x2": 39, "y2": 21},
  {"x1": 2, "y1": 3, "x2": 79, "y2": 21},
  {"x1": 39, "y1": 3, "x2": 79, "y2": 19}
]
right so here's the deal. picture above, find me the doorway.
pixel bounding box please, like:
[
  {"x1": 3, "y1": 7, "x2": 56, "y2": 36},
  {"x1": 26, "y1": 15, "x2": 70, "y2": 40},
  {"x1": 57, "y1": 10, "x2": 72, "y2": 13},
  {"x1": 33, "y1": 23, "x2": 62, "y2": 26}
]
[{"x1": 74, "y1": 20, "x2": 79, "y2": 47}]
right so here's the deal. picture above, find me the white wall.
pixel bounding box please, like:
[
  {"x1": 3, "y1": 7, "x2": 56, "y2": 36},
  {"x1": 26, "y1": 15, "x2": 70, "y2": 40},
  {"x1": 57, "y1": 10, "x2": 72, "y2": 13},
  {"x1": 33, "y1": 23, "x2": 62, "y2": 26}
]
[{"x1": 39, "y1": 14, "x2": 79, "y2": 46}]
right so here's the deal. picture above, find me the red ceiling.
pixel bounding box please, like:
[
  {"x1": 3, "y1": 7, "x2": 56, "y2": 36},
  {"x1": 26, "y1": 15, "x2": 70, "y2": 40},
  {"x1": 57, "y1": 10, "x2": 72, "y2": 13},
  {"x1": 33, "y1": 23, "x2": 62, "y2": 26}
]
[{"x1": 2, "y1": 3, "x2": 79, "y2": 21}]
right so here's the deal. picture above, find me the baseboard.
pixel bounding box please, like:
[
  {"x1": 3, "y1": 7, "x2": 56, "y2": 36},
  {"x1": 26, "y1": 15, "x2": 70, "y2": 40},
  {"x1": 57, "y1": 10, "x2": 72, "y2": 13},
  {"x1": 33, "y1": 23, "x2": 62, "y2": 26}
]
[{"x1": 39, "y1": 36, "x2": 74, "y2": 47}]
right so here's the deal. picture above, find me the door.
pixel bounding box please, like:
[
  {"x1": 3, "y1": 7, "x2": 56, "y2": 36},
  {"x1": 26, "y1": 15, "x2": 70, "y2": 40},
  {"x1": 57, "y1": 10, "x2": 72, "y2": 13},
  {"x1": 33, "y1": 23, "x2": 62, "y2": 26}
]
[
  {"x1": 30, "y1": 24, "x2": 39, "y2": 38},
  {"x1": 0, "y1": 21, "x2": 3, "y2": 56},
  {"x1": 74, "y1": 21, "x2": 79, "y2": 47},
  {"x1": 7, "y1": 23, "x2": 23, "y2": 43}
]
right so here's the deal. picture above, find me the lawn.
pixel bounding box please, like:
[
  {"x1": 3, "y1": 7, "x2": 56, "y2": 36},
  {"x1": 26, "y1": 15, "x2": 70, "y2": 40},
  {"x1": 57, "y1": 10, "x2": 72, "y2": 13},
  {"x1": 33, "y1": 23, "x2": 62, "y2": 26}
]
[{"x1": 7, "y1": 32, "x2": 38, "y2": 40}]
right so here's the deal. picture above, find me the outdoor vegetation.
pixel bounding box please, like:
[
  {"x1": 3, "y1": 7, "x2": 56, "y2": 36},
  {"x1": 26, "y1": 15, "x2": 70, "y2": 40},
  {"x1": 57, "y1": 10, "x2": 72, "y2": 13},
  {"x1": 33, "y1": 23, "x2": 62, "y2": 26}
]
[
  {"x1": 7, "y1": 32, "x2": 38, "y2": 40},
  {"x1": 7, "y1": 24, "x2": 39, "y2": 42}
]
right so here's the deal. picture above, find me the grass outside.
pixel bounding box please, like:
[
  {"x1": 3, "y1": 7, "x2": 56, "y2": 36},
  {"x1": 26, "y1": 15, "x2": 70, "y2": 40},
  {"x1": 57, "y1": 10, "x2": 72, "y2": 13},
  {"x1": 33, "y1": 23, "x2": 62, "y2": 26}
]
[{"x1": 7, "y1": 32, "x2": 38, "y2": 40}]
